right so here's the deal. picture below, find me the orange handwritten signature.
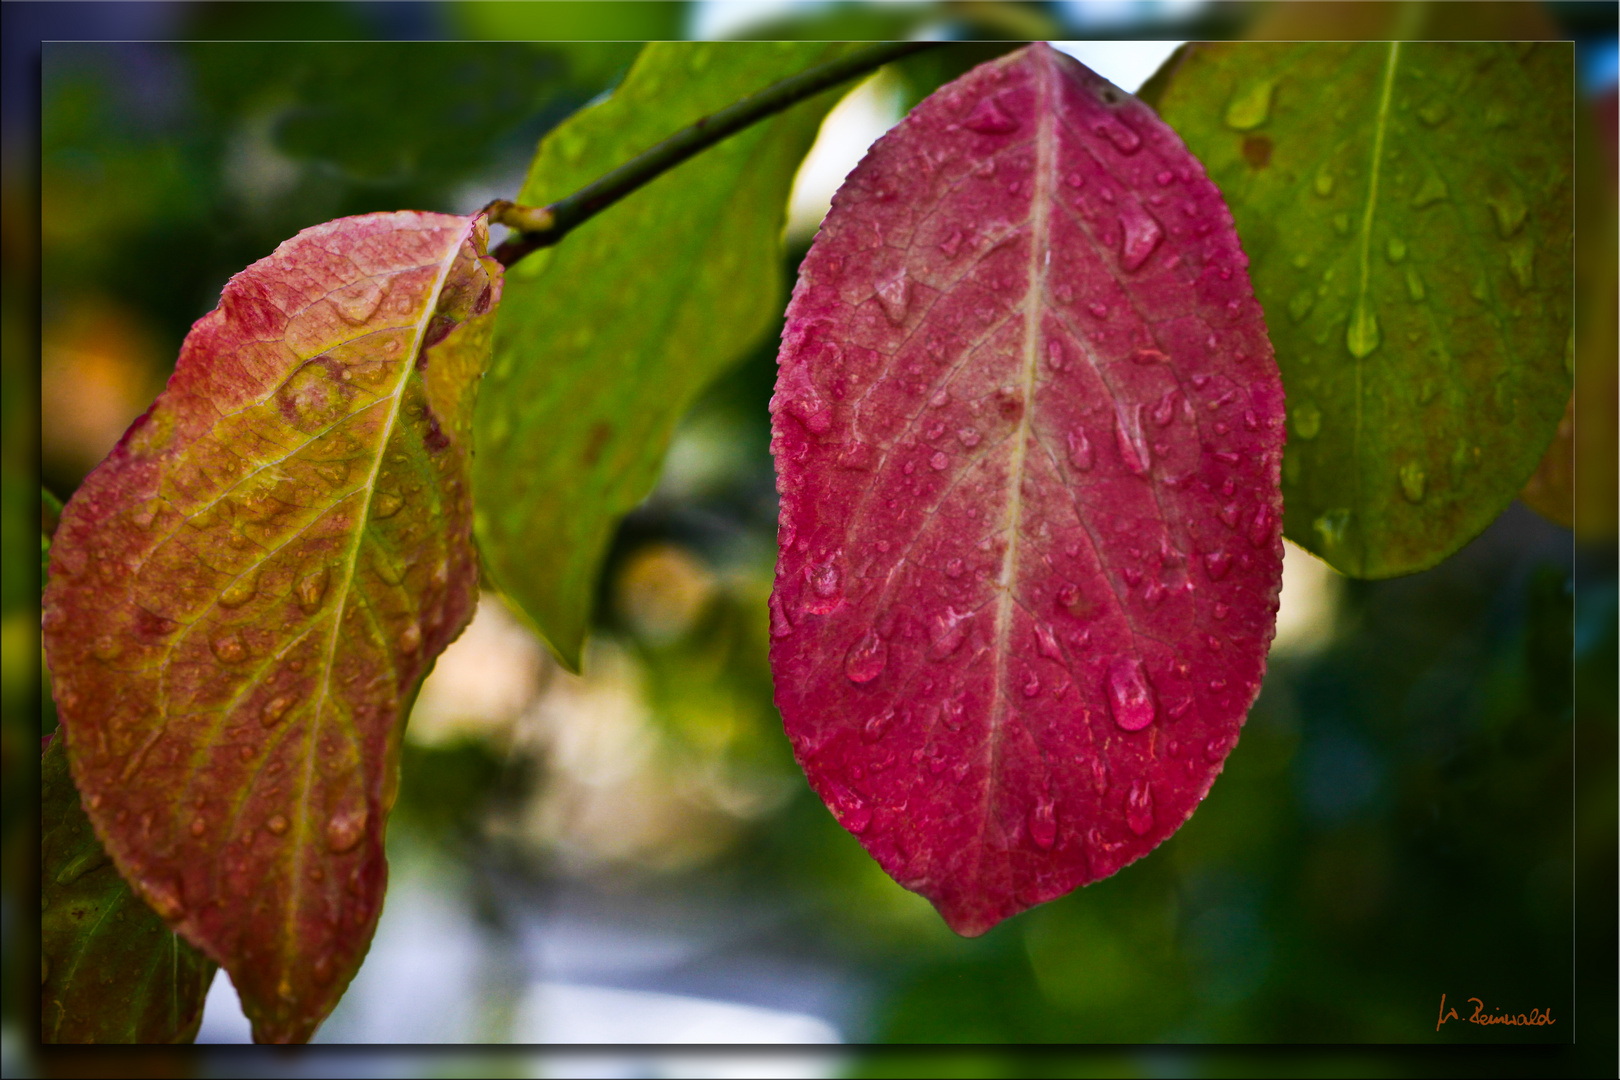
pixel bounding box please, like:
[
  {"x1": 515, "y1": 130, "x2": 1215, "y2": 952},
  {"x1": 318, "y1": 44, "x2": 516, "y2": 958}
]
[{"x1": 1436, "y1": 993, "x2": 1557, "y2": 1031}]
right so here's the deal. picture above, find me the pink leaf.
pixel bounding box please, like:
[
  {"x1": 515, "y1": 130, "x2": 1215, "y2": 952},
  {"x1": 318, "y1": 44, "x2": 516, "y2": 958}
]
[{"x1": 769, "y1": 44, "x2": 1284, "y2": 935}]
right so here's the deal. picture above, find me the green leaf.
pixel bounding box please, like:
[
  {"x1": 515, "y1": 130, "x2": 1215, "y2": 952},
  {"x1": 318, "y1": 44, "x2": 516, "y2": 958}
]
[
  {"x1": 1146, "y1": 42, "x2": 1572, "y2": 577},
  {"x1": 42, "y1": 212, "x2": 500, "y2": 1042},
  {"x1": 475, "y1": 42, "x2": 860, "y2": 669},
  {"x1": 42, "y1": 737, "x2": 218, "y2": 1043}
]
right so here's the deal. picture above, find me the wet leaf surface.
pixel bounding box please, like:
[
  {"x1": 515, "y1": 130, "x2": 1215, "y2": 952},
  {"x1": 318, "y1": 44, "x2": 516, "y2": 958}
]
[
  {"x1": 42, "y1": 211, "x2": 500, "y2": 1042},
  {"x1": 42, "y1": 737, "x2": 218, "y2": 1043},
  {"x1": 475, "y1": 42, "x2": 857, "y2": 670},
  {"x1": 1145, "y1": 42, "x2": 1573, "y2": 577},
  {"x1": 770, "y1": 44, "x2": 1284, "y2": 935}
]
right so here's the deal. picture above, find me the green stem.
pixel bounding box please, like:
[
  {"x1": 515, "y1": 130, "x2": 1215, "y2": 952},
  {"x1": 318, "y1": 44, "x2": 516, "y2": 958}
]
[{"x1": 488, "y1": 41, "x2": 940, "y2": 267}]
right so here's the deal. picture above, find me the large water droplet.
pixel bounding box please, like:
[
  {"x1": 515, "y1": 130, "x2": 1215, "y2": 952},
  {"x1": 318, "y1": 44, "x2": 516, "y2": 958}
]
[
  {"x1": 325, "y1": 805, "x2": 368, "y2": 853},
  {"x1": 805, "y1": 560, "x2": 842, "y2": 614},
  {"x1": 1067, "y1": 426, "x2": 1095, "y2": 471},
  {"x1": 928, "y1": 607, "x2": 972, "y2": 659},
  {"x1": 964, "y1": 97, "x2": 1018, "y2": 134},
  {"x1": 1091, "y1": 114, "x2": 1141, "y2": 154},
  {"x1": 862, "y1": 709, "x2": 892, "y2": 744},
  {"x1": 1412, "y1": 172, "x2": 1449, "y2": 208},
  {"x1": 1114, "y1": 404, "x2": 1150, "y2": 476},
  {"x1": 373, "y1": 550, "x2": 407, "y2": 586},
  {"x1": 1247, "y1": 504, "x2": 1274, "y2": 546},
  {"x1": 929, "y1": 450, "x2": 949, "y2": 471},
  {"x1": 832, "y1": 786, "x2": 872, "y2": 833},
  {"x1": 1486, "y1": 180, "x2": 1528, "y2": 238},
  {"x1": 145, "y1": 878, "x2": 185, "y2": 921},
  {"x1": 1346, "y1": 300, "x2": 1381, "y2": 358},
  {"x1": 261, "y1": 695, "x2": 293, "y2": 727},
  {"x1": 373, "y1": 491, "x2": 404, "y2": 519},
  {"x1": 1385, "y1": 236, "x2": 1408, "y2": 263},
  {"x1": 1399, "y1": 461, "x2": 1427, "y2": 503},
  {"x1": 1028, "y1": 798, "x2": 1057, "y2": 850},
  {"x1": 875, "y1": 268, "x2": 911, "y2": 324},
  {"x1": 1035, "y1": 623, "x2": 1062, "y2": 660},
  {"x1": 1203, "y1": 550, "x2": 1233, "y2": 581},
  {"x1": 92, "y1": 634, "x2": 122, "y2": 661},
  {"x1": 297, "y1": 566, "x2": 330, "y2": 614},
  {"x1": 1125, "y1": 779, "x2": 1155, "y2": 836},
  {"x1": 55, "y1": 847, "x2": 111, "y2": 886},
  {"x1": 1293, "y1": 401, "x2": 1322, "y2": 440},
  {"x1": 331, "y1": 278, "x2": 388, "y2": 324},
  {"x1": 1313, "y1": 508, "x2": 1351, "y2": 549},
  {"x1": 1224, "y1": 78, "x2": 1275, "y2": 130},
  {"x1": 1107, "y1": 657, "x2": 1156, "y2": 731},
  {"x1": 211, "y1": 633, "x2": 247, "y2": 664},
  {"x1": 218, "y1": 569, "x2": 259, "y2": 609},
  {"x1": 845, "y1": 629, "x2": 888, "y2": 683},
  {"x1": 768, "y1": 593, "x2": 795, "y2": 638},
  {"x1": 399, "y1": 623, "x2": 422, "y2": 653},
  {"x1": 1021, "y1": 669, "x2": 1042, "y2": 697},
  {"x1": 1118, "y1": 203, "x2": 1163, "y2": 271}
]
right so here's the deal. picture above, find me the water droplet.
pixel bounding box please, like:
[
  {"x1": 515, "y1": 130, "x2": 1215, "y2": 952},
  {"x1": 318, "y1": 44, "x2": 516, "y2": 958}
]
[
  {"x1": 1091, "y1": 114, "x2": 1141, "y2": 154},
  {"x1": 805, "y1": 560, "x2": 842, "y2": 614},
  {"x1": 1151, "y1": 388, "x2": 1180, "y2": 428},
  {"x1": 1313, "y1": 508, "x2": 1351, "y2": 549},
  {"x1": 218, "y1": 569, "x2": 259, "y2": 609},
  {"x1": 1507, "y1": 236, "x2": 1534, "y2": 288},
  {"x1": 332, "y1": 278, "x2": 387, "y2": 324},
  {"x1": 1314, "y1": 171, "x2": 1335, "y2": 197},
  {"x1": 190, "y1": 818, "x2": 207, "y2": 838},
  {"x1": 1213, "y1": 602, "x2": 1230, "y2": 620},
  {"x1": 845, "y1": 629, "x2": 888, "y2": 683},
  {"x1": 261, "y1": 695, "x2": 293, "y2": 727},
  {"x1": 964, "y1": 96, "x2": 1019, "y2": 134},
  {"x1": 1386, "y1": 236, "x2": 1407, "y2": 263},
  {"x1": 928, "y1": 607, "x2": 972, "y2": 659},
  {"x1": 1405, "y1": 267, "x2": 1427, "y2": 302},
  {"x1": 1125, "y1": 779, "x2": 1155, "y2": 836},
  {"x1": 1332, "y1": 211, "x2": 1352, "y2": 236},
  {"x1": 862, "y1": 709, "x2": 892, "y2": 743},
  {"x1": 399, "y1": 623, "x2": 422, "y2": 653},
  {"x1": 1412, "y1": 172, "x2": 1449, "y2": 208},
  {"x1": 1486, "y1": 180, "x2": 1528, "y2": 238},
  {"x1": 1399, "y1": 461, "x2": 1427, "y2": 503},
  {"x1": 92, "y1": 634, "x2": 122, "y2": 661},
  {"x1": 1067, "y1": 426, "x2": 1094, "y2": 471},
  {"x1": 952, "y1": 425, "x2": 982, "y2": 451},
  {"x1": 782, "y1": 379, "x2": 832, "y2": 434},
  {"x1": 54, "y1": 848, "x2": 111, "y2": 886},
  {"x1": 1346, "y1": 300, "x2": 1381, "y2": 358},
  {"x1": 1028, "y1": 798, "x2": 1057, "y2": 850},
  {"x1": 373, "y1": 491, "x2": 404, "y2": 519},
  {"x1": 326, "y1": 805, "x2": 368, "y2": 853},
  {"x1": 1287, "y1": 289, "x2": 1316, "y2": 323},
  {"x1": 1293, "y1": 401, "x2": 1322, "y2": 440},
  {"x1": 928, "y1": 450, "x2": 950, "y2": 472},
  {"x1": 211, "y1": 633, "x2": 247, "y2": 664},
  {"x1": 1203, "y1": 550, "x2": 1233, "y2": 581},
  {"x1": 373, "y1": 550, "x2": 407, "y2": 586},
  {"x1": 1247, "y1": 504, "x2": 1274, "y2": 546},
  {"x1": 297, "y1": 567, "x2": 330, "y2": 614},
  {"x1": 875, "y1": 268, "x2": 911, "y2": 323},
  {"x1": 145, "y1": 878, "x2": 185, "y2": 921},
  {"x1": 1021, "y1": 669, "x2": 1042, "y2": 697},
  {"x1": 1107, "y1": 657, "x2": 1156, "y2": 731},
  {"x1": 267, "y1": 814, "x2": 289, "y2": 836},
  {"x1": 1114, "y1": 404, "x2": 1150, "y2": 476},
  {"x1": 939, "y1": 229, "x2": 964, "y2": 256},
  {"x1": 1417, "y1": 98, "x2": 1450, "y2": 126},
  {"x1": 768, "y1": 593, "x2": 794, "y2": 638},
  {"x1": 1035, "y1": 623, "x2": 1062, "y2": 660},
  {"x1": 1224, "y1": 78, "x2": 1275, "y2": 130},
  {"x1": 1118, "y1": 203, "x2": 1163, "y2": 271}
]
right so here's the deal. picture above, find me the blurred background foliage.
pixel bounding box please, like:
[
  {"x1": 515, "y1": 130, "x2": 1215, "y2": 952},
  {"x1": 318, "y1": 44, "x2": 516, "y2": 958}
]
[{"x1": 4, "y1": 1, "x2": 1615, "y2": 1076}]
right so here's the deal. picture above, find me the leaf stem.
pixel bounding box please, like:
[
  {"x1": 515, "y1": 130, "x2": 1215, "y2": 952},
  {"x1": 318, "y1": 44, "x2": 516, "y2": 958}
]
[{"x1": 487, "y1": 41, "x2": 940, "y2": 267}]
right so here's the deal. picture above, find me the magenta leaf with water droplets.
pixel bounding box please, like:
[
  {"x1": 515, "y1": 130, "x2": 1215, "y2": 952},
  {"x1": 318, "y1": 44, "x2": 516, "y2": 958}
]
[
  {"x1": 770, "y1": 44, "x2": 1284, "y2": 936},
  {"x1": 41, "y1": 212, "x2": 500, "y2": 1041}
]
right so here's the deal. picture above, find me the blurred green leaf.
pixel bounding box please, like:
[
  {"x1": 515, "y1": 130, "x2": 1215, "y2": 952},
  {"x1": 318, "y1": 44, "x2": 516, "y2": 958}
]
[
  {"x1": 1147, "y1": 42, "x2": 1572, "y2": 578},
  {"x1": 41, "y1": 738, "x2": 217, "y2": 1043},
  {"x1": 475, "y1": 42, "x2": 859, "y2": 669}
]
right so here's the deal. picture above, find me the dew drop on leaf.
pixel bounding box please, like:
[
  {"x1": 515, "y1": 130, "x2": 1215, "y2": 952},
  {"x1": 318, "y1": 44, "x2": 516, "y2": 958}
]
[
  {"x1": 845, "y1": 629, "x2": 889, "y2": 683},
  {"x1": 1107, "y1": 657, "x2": 1156, "y2": 731},
  {"x1": 1125, "y1": 779, "x2": 1155, "y2": 836}
]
